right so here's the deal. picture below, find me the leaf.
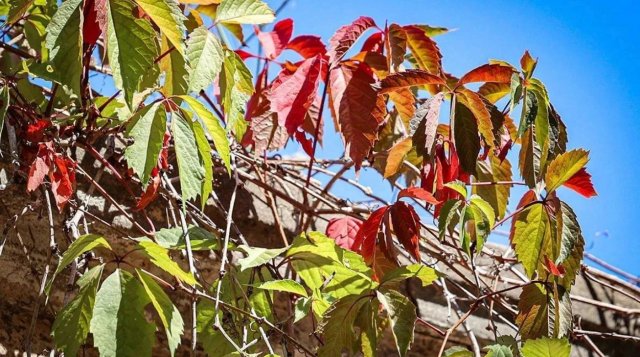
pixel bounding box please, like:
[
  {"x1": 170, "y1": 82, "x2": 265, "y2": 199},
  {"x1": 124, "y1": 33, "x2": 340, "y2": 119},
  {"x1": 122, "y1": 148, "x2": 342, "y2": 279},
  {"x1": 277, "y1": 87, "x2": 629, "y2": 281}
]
[
  {"x1": 137, "y1": 269, "x2": 184, "y2": 356},
  {"x1": 52, "y1": 264, "x2": 104, "y2": 356},
  {"x1": 386, "y1": 23, "x2": 407, "y2": 71},
  {"x1": 403, "y1": 25, "x2": 442, "y2": 75},
  {"x1": 380, "y1": 264, "x2": 439, "y2": 287},
  {"x1": 328, "y1": 16, "x2": 376, "y2": 66},
  {"x1": 325, "y1": 217, "x2": 363, "y2": 251},
  {"x1": 83, "y1": 0, "x2": 108, "y2": 45},
  {"x1": 286, "y1": 35, "x2": 327, "y2": 59},
  {"x1": 7, "y1": 0, "x2": 34, "y2": 25},
  {"x1": 473, "y1": 154, "x2": 512, "y2": 219},
  {"x1": 138, "y1": 240, "x2": 197, "y2": 285},
  {"x1": 106, "y1": 0, "x2": 160, "y2": 108},
  {"x1": 516, "y1": 282, "x2": 573, "y2": 340},
  {"x1": 186, "y1": 26, "x2": 224, "y2": 93},
  {"x1": 520, "y1": 51, "x2": 538, "y2": 79},
  {"x1": 378, "y1": 69, "x2": 445, "y2": 93},
  {"x1": 237, "y1": 245, "x2": 288, "y2": 271},
  {"x1": 398, "y1": 188, "x2": 438, "y2": 208},
  {"x1": 160, "y1": 34, "x2": 189, "y2": 96},
  {"x1": 90, "y1": 269, "x2": 155, "y2": 356},
  {"x1": 388, "y1": 88, "x2": 415, "y2": 123},
  {"x1": 195, "y1": 299, "x2": 235, "y2": 356},
  {"x1": 220, "y1": 49, "x2": 254, "y2": 140},
  {"x1": 154, "y1": 226, "x2": 220, "y2": 250},
  {"x1": 215, "y1": 0, "x2": 274, "y2": 24},
  {"x1": 521, "y1": 338, "x2": 570, "y2": 357},
  {"x1": 377, "y1": 290, "x2": 416, "y2": 357},
  {"x1": 561, "y1": 168, "x2": 595, "y2": 198},
  {"x1": 48, "y1": 234, "x2": 111, "y2": 294},
  {"x1": 544, "y1": 149, "x2": 590, "y2": 193},
  {"x1": 384, "y1": 137, "x2": 413, "y2": 178},
  {"x1": 44, "y1": 0, "x2": 82, "y2": 95},
  {"x1": 453, "y1": 101, "x2": 481, "y2": 175},
  {"x1": 317, "y1": 294, "x2": 369, "y2": 357},
  {"x1": 479, "y1": 82, "x2": 511, "y2": 104},
  {"x1": 171, "y1": 111, "x2": 206, "y2": 203},
  {"x1": 444, "y1": 346, "x2": 474, "y2": 357},
  {"x1": 438, "y1": 199, "x2": 463, "y2": 240},
  {"x1": 390, "y1": 201, "x2": 421, "y2": 261},
  {"x1": 257, "y1": 18, "x2": 293, "y2": 59},
  {"x1": 554, "y1": 201, "x2": 584, "y2": 288},
  {"x1": 136, "y1": 0, "x2": 187, "y2": 53},
  {"x1": 457, "y1": 88, "x2": 496, "y2": 147},
  {"x1": 187, "y1": 110, "x2": 214, "y2": 205},
  {"x1": 352, "y1": 206, "x2": 388, "y2": 263},
  {"x1": 124, "y1": 103, "x2": 166, "y2": 186},
  {"x1": 269, "y1": 55, "x2": 323, "y2": 134},
  {"x1": 179, "y1": 95, "x2": 231, "y2": 174},
  {"x1": 254, "y1": 279, "x2": 308, "y2": 297},
  {"x1": 484, "y1": 344, "x2": 514, "y2": 357},
  {"x1": 457, "y1": 64, "x2": 514, "y2": 87},
  {"x1": 411, "y1": 92, "x2": 444, "y2": 157},
  {"x1": 510, "y1": 202, "x2": 549, "y2": 278},
  {"x1": 330, "y1": 64, "x2": 387, "y2": 171}
]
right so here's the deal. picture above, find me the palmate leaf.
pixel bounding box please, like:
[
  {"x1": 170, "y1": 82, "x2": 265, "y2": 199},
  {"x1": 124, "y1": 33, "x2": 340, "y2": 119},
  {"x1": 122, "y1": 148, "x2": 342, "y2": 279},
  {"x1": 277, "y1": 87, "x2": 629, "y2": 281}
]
[
  {"x1": 377, "y1": 290, "x2": 417, "y2": 357},
  {"x1": 90, "y1": 269, "x2": 156, "y2": 357},
  {"x1": 521, "y1": 337, "x2": 571, "y2": 357},
  {"x1": 106, "y1": 0, "x2": 160, "y2": 108},
  {"x1": 52, "y1": 264, "x2": 104, "y2": 356},
  {"x1": 186, "y1": 26, "x2": 224, "y2": 93},
  {"x1": 44, "y1": 0, "x2": 82, "y2": 95},
  {"x1": 137, "y1": 269, "x2": 184, "y2": 356},
  {"x1": 215, "y1": 0, "x2": 274, "y2": 25},
  {"x1": 135, "y1": 0, "x2": 186, "y2": 54},
  {"x1": 124, "y1": 102, "x2": 166, "y2": 187}
]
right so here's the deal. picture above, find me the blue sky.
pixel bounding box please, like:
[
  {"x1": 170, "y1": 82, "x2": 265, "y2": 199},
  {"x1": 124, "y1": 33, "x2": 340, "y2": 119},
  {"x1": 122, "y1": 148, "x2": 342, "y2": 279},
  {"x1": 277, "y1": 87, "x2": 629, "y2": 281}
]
[{"x1": 264, "y1": 0, "x2": 640, "y2": 275}]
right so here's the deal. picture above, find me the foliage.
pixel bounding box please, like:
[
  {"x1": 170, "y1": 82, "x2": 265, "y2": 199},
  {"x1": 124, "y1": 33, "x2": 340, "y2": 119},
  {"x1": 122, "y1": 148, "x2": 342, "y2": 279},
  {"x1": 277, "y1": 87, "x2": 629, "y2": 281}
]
[{"x1": 0, "y1": 0, "x2": 601, "y2": 356}]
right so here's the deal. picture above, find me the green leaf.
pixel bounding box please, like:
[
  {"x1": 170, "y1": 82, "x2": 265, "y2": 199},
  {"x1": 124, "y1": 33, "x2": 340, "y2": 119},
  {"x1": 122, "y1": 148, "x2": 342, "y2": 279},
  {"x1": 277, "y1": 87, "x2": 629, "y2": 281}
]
[
  {"x1": 124, "y1": 102, "x2": 166, "y2": 186},
  {"x1": 381, "y1": 264, "x2": 440, "y2": 287},
  {"x1": 44, "y1": 0, "x2": 82, "y2": 95},
  {"x1": 52, "y1": 264, "x2": 104, "y2": 356},
  {"x1": 215, "y1": 0, "x2": 274, "y2": 25},
  {"x1": 138, "y1": 240, "x2": 197, "y2": 286},
  {"x1": 159, "y1": 35, "x2": 189, "y2": 96},
  {"x1": 473, "y1": 154, "x2": 512, "y2": 219},
  {"x1": 220, "y1": 49, "x2": 253, "y2": 141},
  {"x1": 521, "y1": 338, "x2": 570, "y2": 357},
  {"x1": 544, "y1": 149, "x2": 589, "y2": 193},
  {"x1": 106, "y1": 0, "x2": 160, "y2": 108},
  {"x1": 90, "y1": 269, "x2": 156, "y2": 357},
  {"x1": 7, "y1": 0, "x2": 34, "y2": 25},
  {"x1": 377, "y1": 290, "x2": 416, "y2": 357},
  {"x1": 178, "y1": 95, "x2": 231, "y2": 173},
  {"x1": 135, "y1": 0, "x2": 186, "y2": 54},
  {"x1": 438, "y1": 199, "x2": 463, "y2": 240},
  {"x1": 186, "y1": 26, "x2": 224, "y2": 93},
  {"x1": 510, "y1": 202, "x2": 549, "y2": 278},
  {"x1": 0, "y1": 82, "x2": 9, "y2": 143},
  {"x1": 154, "y1": 226, "x2": 220, "y2": 251},
  {"x1": 444, "y1": 346, "x2": 474, "y2": 357},
  {"x1": 172, "y1": 111, "x2": 206, "y2": 203},
  {"x1": 254, "y1": 279, "x2": 308, "y2": 297},
  {"x1": 444, "y1": 180, "x2": 468, "y2": 198},
  {"x1": 137, "y1": 269, "x2": 184, "y2": 356},
  {"x1": 236, "y1": 245, "x2": 287, "y2": 271},
  {"x1": 516, "y1": 283, "x2": 572, "y2": 339},
  {"x1": 484, "y1": 344, "x2": 514, "y2": 357},
  {"x1": 196, "y1": 299, "x2": 236, "y2": 356},
  {"x1": 189, "y1": 110, "x2": 214, "y2": 206},
  {"x1": 294, "y1": 296, "x2": 311, "y2": 323},
  {"x1": 317, "y1": 294, "x2": 369, "y2": 357},
  {"x1": 48, "y1": 234, "x2": 111, "y2": 294},
  {"x1": 555, "y1": 202, "x2": 584, "y2": 289},
  {"x1": 453, "y1": 100, "x2": 480, "y2": 176}
]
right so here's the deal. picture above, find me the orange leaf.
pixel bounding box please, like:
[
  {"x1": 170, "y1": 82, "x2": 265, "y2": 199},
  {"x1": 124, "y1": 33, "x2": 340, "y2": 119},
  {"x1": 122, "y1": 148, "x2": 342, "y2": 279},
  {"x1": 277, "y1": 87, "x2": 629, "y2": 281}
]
[
  {"x1": 457, "y1": 63, "x2": 514, "y2": 87},
  {"x1": 384, "y1": 138, "x2": 413, "y2": 178},
  {"x1": 378, "y1": 69, "x2": 445, "y2": 94},
  {"x1": 398, "y1": 187, "x2": 440, "y2": 205},
  {"x1": 403, "y1": 25, "x2": 442, "y2": 75}
]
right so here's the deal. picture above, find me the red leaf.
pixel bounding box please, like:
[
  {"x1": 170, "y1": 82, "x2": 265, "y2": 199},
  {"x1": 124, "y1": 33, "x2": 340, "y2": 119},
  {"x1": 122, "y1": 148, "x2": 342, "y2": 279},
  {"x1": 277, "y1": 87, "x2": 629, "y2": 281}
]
[
  {"x1": 286, "y1": 35, "x2": 327, "y2": 59},
  {"x1": 256, "y1": 18, "x2": 293, "y2": 59},
  {"x1": 378, "y1": 69, "x2": 445, "y2": 93},
  {"x1": 27, "y1": 143, "x2": 52, "y2": 192},
  {"x1": 294, "y1": 130, "x2": 314, "y2": 156},
  {"x1": 325, "y1": 216, "x2": 363, "y2": 250},
  {"x1": 544, "y1": 255, "x2": 565, "y2": 277},
  {"x1": 135, "y1": 168, "x2": 160, "y2": 211},
  {"x1": 269, "y1": 55, "x2": 323, "y2": 134},
  {"x1": 352, "y1": 206, "x2": 388, "y2": 263},
  {"x1": 50, "y1": 156, "x2": 76, "y2": 210},
  {"x1": 360, "y1": 31, "x2": 383, "y2": 53},
  {"x1": 235, "y1": 49, "x2": 257, "y2": 60},
  {"x1": 390, "y1": 201, "x2": 421, "y2": 261},
  {"x1": 398, "y1": 187, "x2": 440, "y2": 205},
  {"x1": 159, "y1": 131, "x2": 171, "y2": 170},
  {"x1": 563, "y1": 167, "x2": 597, "y2": 198},
  {"x1": 457, "y1": 64, "x2": 514, "y2": 87},
  {"x1": 330, "y1": 63, "x2": 387, "y2": 171},
  {"x1": 328, "y1": 16, "x2": 376, "y2": 66},
  {"x1": 83, "y1": 0, "x2": 107, "y2": 45},
  {"x1": 24, "y1": 119, "x2": 51, "y2": 143}
]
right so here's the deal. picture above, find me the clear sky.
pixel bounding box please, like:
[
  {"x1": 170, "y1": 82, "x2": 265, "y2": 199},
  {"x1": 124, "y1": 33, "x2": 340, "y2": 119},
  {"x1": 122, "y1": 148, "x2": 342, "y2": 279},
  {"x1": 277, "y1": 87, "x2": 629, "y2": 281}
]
[{"x1": 265, "y1": 0, "x2": 640, "y2": 275}]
